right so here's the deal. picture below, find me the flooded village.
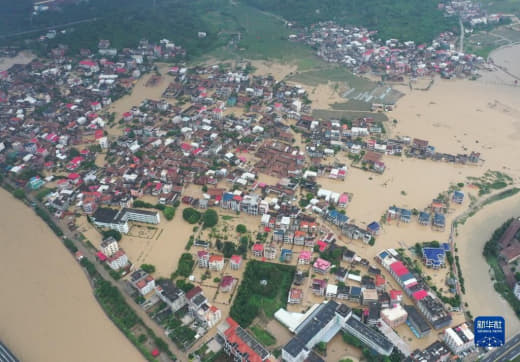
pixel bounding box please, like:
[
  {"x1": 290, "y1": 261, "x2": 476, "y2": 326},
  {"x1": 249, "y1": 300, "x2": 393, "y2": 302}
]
[{"x1": 1, "y1": 11, "x2": 520, "y2": 362}]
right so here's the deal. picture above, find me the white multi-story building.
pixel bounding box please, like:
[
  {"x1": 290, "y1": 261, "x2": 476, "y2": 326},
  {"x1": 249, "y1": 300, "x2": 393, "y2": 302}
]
[
  {"x1": 444, "y1": 323, "x2": 474, "y2": 355},
  {"x1": 100, "y1": 237, "x2": 119, "y2": 257},
  {"x1": 514, "y1": 282, "x2": 520, "y2": 300},
  {"x1": 107, "y1": 250, "x2": 129, "y2": 271},
  {"x1": 91, "y1": 207, "x2": 160, "y2": 234}
]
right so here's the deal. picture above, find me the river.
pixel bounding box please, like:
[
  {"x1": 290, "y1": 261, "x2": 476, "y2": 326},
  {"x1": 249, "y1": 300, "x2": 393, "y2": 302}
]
[
  {"x1": 0, "y1": 188, "x2": 142, "y2": 362},
  {"x1": 457, "y1": 192, "x2": 520, "y2": 337}
]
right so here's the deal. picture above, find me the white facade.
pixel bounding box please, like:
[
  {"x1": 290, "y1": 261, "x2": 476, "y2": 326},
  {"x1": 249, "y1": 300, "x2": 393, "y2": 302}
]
[
  {"x1": 444, "y1": 323, "x2": 474, "y2": 354},
  {"x1": 101, "y1": 237, "x2": 119, "y2": 257},
  {"x1": 107, "y1": 251, "x2": 129, "y2": 271}
]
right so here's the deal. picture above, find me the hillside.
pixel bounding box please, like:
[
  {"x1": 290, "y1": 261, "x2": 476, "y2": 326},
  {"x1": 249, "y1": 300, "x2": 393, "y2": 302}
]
[
  {"x1": 1, "y1": 0, "x2": 457, "y2": 57},
  {"x1": 243, "y1": 0, "x2": 458, "y2": 44}
]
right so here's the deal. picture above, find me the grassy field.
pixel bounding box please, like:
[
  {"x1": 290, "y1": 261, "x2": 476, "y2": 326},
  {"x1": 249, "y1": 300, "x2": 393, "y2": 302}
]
[
  {"x1": 312, "y1": 109, "x2": 388, "y2": 122},
  {"x1": 481, "y1": 0, "x2": 520, "y2": 15},
  {"x1": 230, "y1": 260, "x2": 295, "y2": 327},
  {"x1": 250, "y1": 325, "x2": 276, "y2": 346},
  {"x1": 465, "y1": 25, "x2": 520, "y2": 58},
  {"x1": 202, "y1": 4, "x2": 316, "y2": 63}
]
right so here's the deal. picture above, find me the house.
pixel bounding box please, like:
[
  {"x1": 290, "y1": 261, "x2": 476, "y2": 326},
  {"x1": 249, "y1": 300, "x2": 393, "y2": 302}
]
[
  {"x1": 335, "y1": 267, "x2": 349, "y2": 282},
  {"x1": 433, "y1": 213, "x2": 446, "y2": 230},
  {"x1": 100, "y1": 236, "x2": 119, "y2": 257},
  {"x1": 288, "y1": 288, "x2": 303, "y2": 304},
  {"x1": 375, "y1": 274, "x2": 386, "y2": 291},
  {"x1": 422, "y1": 247, "x2": 446, "y2": 269},
  {"x1": 311, "y1": 279, "x2": 327, "y2": 296},
  {"x1": 220, "y1": 276, "x2": 237, "y2": 293},
  {"x1": 187, "y1": 287, "x2": 222, "y2": 328},
  {"x1": 390, "y1": 290, "x2": 403, "y2": 306},
  {"x1": 298, "y1": 251, "x2": 312, "y2": 264},
  {"x1": 343, "y1": 249, "x2": 356, "y2": 263},
  {"x1": 337, "y1": 285, "x2": 350, "y2": 299},
  {"x1": 367, "y1": 221, "x2": 381, "y2": 235},
  {"x1": 326, "y1": 284, "x2": 338, "y2": 298},
  {"x1": 218, "y1": 317, "x2": 271, "y2": 362},
  {"x1": 381, "y1": 305, "x2": 408, "y2": 328},
  {"x1": 198, "y1": 250, "x2": 210, "y2": 268},
  {"x1": 264, "y1": 246, "x2": 277, "y2": 260},
  {"x1": 501, "y1": 242, "x2": 520, "y2": 264},
  {"x1": 209, "y1": 255, "x2": 224, "y2": 271},
  {"x1": 313, "y1": 258, "x2": 331, "y2": 274},
  {"x1": 155, "y1": 279, "x2": 187, "y2": 313},
  {"x1": 404, "y1": 304, "x2": 431, "y2": 338},
  {"x1": 280, "y1": 248, "x2": 293, "y2": 262},
  {"x1": 444, "y1": 322, "x2": 474, "y2": 354},
  {"x1": 349, "y1": 286, "x2": 362, "y2": 302},
  {"x1": 452, "y1": 190, "x2": 464, "y2": 204},
  {"x1": 131, "y1": 270, "x2": 155, "y2": 296},
  {"x1": 362, "y1": 289, "x2": 378, "y2": 305},
  {"x1": 252, "y1": 243, "x2": 264, "y2": 257},
  {"x1": 418, "y1": 211, "x2": 431, "y2": 226},
  {"x1": 107, "y1": 250, "x2": 129, "y2": 271},
  {"x1": 400, "y1": 209, "x2": 412, "y2": 223},
  {"x1": 326, "y1": 209, "x2": 349, "y2": 227},
  {"x1": 230, "y1": 254, "x2": 242, "y2": 270}
]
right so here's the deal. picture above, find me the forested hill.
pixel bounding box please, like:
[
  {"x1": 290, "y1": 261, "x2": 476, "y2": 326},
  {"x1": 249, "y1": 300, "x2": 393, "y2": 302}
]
[
  {"x1": 1, "y1": 0, "x2": 457, "y2": 56},
  {"x1": 243, "y1": 0, "x2": 458, "y2": 44}
]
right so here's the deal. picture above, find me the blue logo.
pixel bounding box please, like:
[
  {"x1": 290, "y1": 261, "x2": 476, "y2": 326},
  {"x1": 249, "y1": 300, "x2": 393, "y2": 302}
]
[{"x1": 474, "y1": 316, "x2": 505, "y2": 347}]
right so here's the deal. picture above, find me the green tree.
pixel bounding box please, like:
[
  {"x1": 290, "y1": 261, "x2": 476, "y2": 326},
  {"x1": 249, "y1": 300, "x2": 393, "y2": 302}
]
[
  {"x1": 182, "y1": 208, "x2": 201, "y2": 224},
  {"x1": 13, "y1": 189, "x2": 25, "y2": 200},
  {"x1": 163, "y1": 206, "x2": 175, "y2": 220},
  {"x1": 102, "y1": 229, "x2": 122, "y2": 241},
  {"x1": 68, "y1": 147, "x2": 80, "y2": 159},
  {"x1": 140, "y1": 264, "x2": 156, "y2": 273},
  {"x1": 236, "y1": 224, "x2": 247, "y2": 233},
  {"x1": 202, "y1": 209, "x2": 218, "y2": 228}
]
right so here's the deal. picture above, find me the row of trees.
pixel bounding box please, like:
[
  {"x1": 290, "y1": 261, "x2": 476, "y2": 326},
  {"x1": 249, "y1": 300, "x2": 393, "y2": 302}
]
[{"x1": 182, "y1": 207, "x2": 218, "y2": 228}]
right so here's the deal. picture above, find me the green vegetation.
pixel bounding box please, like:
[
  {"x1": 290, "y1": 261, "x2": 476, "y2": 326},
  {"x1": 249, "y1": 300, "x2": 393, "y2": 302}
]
[
  {"x1": 183, "y1": 208, "x2": 201, "y2": 224},
  {"x1": 36, "y1": 187, "x2": 53, "y2": 202},
  {"x1": 34, "y1": 205, "x2": 63, "y2": 237},
  {"x1": 102, "y1": 229, "x2": 122, "y2": 241},
  {"x1": 79, "y1": 257, "x2": 175, "y2": 361},
  {"x1": 230, "y1": 260, "x2": 295, "y2": 327},
  {"x1": 165, "y1": 315, "x2": 197, "y2": 349},
  {"x1": 250, "y1": 325, "x2": 276, "y2": 346},
  {"x1": 455, "y1": 255, "x2": 465, "y2": 294},
  {"x1": 243, "y1": 0, "x2": 457, "y2": 44},
  {"x1": 236, "y1": 224, "x2": 247, "y2": 233},
  {"x1": 173, "y1": 253, "x2": 195, "y2": 278},
  {"x1": 481, "y1": 0, "x2": 520, "y2": 15},
  {"x1": 140, "y1": 264, "x2": 156, "y2": 274},
  {"x1": 315, "y1": 341, "x2": 327, "y2": 355},
  {"x1": 312, "y1": 109, "x2": 388, "y2": 122},
  {"x1": 468, "y1": 170, "x2": 512, "y2": 196},
  {"x1": 176, "y1": 278, "x2": 195, "y2": 293},
  {"x1": 163, "y1": 206, "x2": 175, "y2": 220},
  {"x1": 63, "y1": 238, "x2": 78, "y2": 254},
  {"x1": 202, "y1": 209, "x2": 219, "y2": 228},
  {"x1": 483, "y1": 219, "x2": 520, "y2": 318},
  {"x1": 13, "y1": 189, "x2": 25, "y2": 200}
]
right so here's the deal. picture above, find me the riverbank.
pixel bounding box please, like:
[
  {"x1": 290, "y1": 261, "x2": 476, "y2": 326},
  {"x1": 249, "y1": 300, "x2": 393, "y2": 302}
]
[
  {"x1": 457, "y1": 192, "x2": 520, "y2": 337},
  {"x1": 0, "y1": 188, "x2": 143, "y2": 362}
]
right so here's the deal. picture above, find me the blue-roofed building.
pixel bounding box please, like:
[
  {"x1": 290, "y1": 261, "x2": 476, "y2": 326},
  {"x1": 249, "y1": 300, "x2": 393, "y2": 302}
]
[
  {"x1": 29, "y1": 176, "x2": 45, "y2": 190},
  {"x1": 280, "y1": 249, "x2": 293, "y2": 263},
  {"x1": 418, "y1": 211, "x2": 431, "y2": 226},
  {"x1": 349, "y1": 286, "x2": 362, "y2": 301},
  {"x1": 367, "y1": 221, "x2": 381, "y2": 235},
  {"x1": 452, "y1": 190, "x2": 464, "y2": 204},
  {"x1": 326, "y1": 209, "x2": 349, "y2": 227},
  {"x1": 433, "y1": 213, "x2": 446, "y2": 230},
  {"x1": 400, "y1": 208, "x2": 412, "y2": 223},
  {"x1": 273, "y1": 229, "x2": 284, "y2": 242},
  {"x1": 422, "y1": 247, "x2": 446, "y2": 269},
  {"x1": 442, "y1": 243, "x2": 450, "y2": 251}
]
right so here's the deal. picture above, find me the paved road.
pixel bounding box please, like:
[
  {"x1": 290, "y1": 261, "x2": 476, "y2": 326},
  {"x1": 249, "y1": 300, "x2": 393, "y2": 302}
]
[
  {"x1": 8, "y1": 182, "x2": 185, "y2": 361},
  {"x1": 481, "y1": 332, "x2": 520, "y2": 362}
]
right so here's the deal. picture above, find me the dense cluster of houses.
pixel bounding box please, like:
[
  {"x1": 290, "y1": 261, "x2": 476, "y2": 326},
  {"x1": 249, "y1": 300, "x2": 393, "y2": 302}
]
[{"x1": 292, "y1": 21, "x2": 485, "y2": 80}]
